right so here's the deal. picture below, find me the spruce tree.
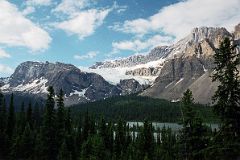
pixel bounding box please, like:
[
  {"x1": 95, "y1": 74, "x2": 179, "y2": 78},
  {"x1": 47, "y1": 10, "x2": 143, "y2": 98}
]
[
  {"x1": 136, "y1": 120, "x2": 154, "y2": 160},
  {"x1": 65, "y1": 108, "x2": 73, "y2": 134},
  {"x1": 17, "y1": 123, "x2": 35, "y2": 159},
  {"x1": 179, "y1": 89, "x2": 208, "y2": 160},
  {"x1": 114, "y1": 118, "x2": 126, "y2": 158},
  {"x1": 39, "y1": 86, "x2": 58, "y2": 160},
  {"x1": 56, "y1": 89, "x2": 66, "y2": 151},
  {"x1": 210, "y1": 37, "x2": 240, "y2": 159}
]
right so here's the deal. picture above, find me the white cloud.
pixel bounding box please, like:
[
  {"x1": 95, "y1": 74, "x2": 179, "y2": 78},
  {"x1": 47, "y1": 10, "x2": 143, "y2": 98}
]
[
  {"x1": 56, "y1": 9, "x2": 111, "y2": 39},
  {"x1": 0, "y1": 48, "x2": 11, "y2": 58},
  {"x1": 112, "y1": 35, "x2": 173, "y2": 52},
  {"x1": 112, "y1": 0, "x2": 240, "y2": 41},
  {"x1": 112, "y1": 1, "x2": 128, "y2": 14},
  {"x1": 26, "y1": 0, "x2": 52, "y2": 6},
  {"x1": 74, "y1": 51, "x2": 98, "y2": 60},
  {"x1": 0, "y1": 64, "x2": 14, "y2": 75},
  {"x1": 22, "y1": 6, "x2": 36, "y2": 15},
  {"x1": 0, "y1": 0, "x2": 52, "y2": 51},
  {"x1": 53, "y1": 0, "x2": 97, "y2": 16}
]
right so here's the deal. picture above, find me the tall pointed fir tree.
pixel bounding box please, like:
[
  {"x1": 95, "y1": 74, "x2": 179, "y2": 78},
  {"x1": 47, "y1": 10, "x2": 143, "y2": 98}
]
[
  {"x1": 11, "y1": 123, "x2": 35, "y2": 159},
  {"x1": 135, "y1": 120, "x2": 155, "y2": 160},
  {"x1": 20, "y1": 123, "x2": 35, "y2": 159},
  {"x1": 56, "y1": 89, "x2": 66, "y2": 151},
  {"x1": 114, "y1": 118, "x2": 126, "y2": 159},
  {"x1": 39, "y1": 86, "x2": 58, "y2": 160},
  {"x1": 179, "y1": 89, "x2": 208, "y2": 160},
  {"x1": 210, "y1": 37, "x2": 240, "y2": 159}
]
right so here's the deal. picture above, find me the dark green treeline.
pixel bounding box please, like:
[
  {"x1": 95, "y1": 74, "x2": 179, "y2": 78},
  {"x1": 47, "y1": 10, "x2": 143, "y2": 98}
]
[{"x1": 0, "y1": 86, "x2": 239, "y2": 160}]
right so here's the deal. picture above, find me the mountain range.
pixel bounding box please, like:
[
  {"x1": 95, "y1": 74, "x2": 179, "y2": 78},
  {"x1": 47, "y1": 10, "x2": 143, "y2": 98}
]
[{"x1": 0, "y1": 23, "x2": 239, "y2": 106}]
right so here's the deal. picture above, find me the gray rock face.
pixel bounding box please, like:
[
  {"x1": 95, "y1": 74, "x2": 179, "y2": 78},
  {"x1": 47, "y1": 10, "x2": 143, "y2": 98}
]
[
  {"x1": 117, "y1": 79, "x2": 145, "y2": 95},
  {"x1": 234, "y1": 24, "x2": 240, "y2": 40},
  {"x1": 0, "y1": 77, "x2": 9, "y2": 87},
  {"x1": 141, "y1": 24, "x2": 240, "y2": 104},
  {"x1": 126, "y1": 67, "x2": 162, "y2": 76},
  {"x1": 1, "y1": 61, "x2": 145, "y2": 105}
]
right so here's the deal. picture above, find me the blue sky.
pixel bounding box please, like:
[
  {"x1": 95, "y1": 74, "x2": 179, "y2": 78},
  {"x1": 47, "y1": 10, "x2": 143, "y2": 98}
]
[{"x1": 0, "y1": 0, "x2": 239, "y2": 77}]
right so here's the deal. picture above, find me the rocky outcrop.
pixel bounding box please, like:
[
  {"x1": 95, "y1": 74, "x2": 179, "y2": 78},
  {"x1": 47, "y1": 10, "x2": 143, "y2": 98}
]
[
  {"x1": 234, "y1": 24, "x2": 240, "y2": 40},
  {"x1": 117, "y1": 79, "x2": 145, "y2": 95},
  {"x1": 125, "y1": 67, "x2": 162, "y2": 76},
  {"x1": 141, "y1": 24, "x2": 239, "y2": 104}
]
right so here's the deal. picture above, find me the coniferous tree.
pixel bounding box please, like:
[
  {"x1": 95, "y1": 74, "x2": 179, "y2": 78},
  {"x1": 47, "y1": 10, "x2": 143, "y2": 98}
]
[
  {"x1": 0, "y1": 91, "x2": 7, "y2": 132},
  {"x1": 17, "y1": 102, "x2": 26, "y2": 134},
  {"x1": 82, "y1": 111, "x2": 90, "y2": 142},
  {"x1": 107, "y1": 121, "x2": 114, "y2": 155},
  {"x1": 179, "y1": 89, "x2": 208, "y2": 160},
  {"x1": 7, "y1": 93, "x2": 16, "y2": 144},
  {"x1": 135, "y1": 120, "x2": 154, "y2": 160},
  {"x1": 33, "y1": 102, "x2": 41, "y2": 128},
  {"x1": 209, "y1": 37, "x2": 240, "y2": 159},
  {"x1": 65, "y1": 108, "x2": 73, "y2": 134},
  {"x1": 56, "y1": 89, "x2": 66, "y2": 151},
  {"x1": 26, "y1": 102, "x2": 33, "y2": 129},
  {"x1": 155, "y1": 126, "x2": 177, "y2": 160},
  {"x1": 81, "y1": 135, "x2": 107, "y2": 160},
  {"x1": 17, "y1": 123, "x2": 35, "y2": 159},
  {"x1": 76, "y1": 120, "x2": 83, "y2": 158},
  {"x1": 58, "y1": 140, "x2": 72, "y2": 160},
  {"x1": 0, "y1": 92, "x2": 8, "y2": 158},
  {"x1": 114, "y1": 118, "x2": 126, "y2": 159},
  {"x1": 39, "y1": 86, "x2": 58, "y2": 160}
]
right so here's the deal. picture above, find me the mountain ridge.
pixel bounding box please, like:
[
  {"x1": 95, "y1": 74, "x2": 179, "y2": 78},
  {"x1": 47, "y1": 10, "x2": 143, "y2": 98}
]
[{"x1": 1, "y1": 23, "x2": 240, "y2": 105}]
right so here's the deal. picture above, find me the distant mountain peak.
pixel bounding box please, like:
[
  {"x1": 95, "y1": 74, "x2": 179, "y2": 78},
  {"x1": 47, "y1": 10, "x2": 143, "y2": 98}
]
[{"x1": 1, "y1": 61, "x2": 146, "y2": 106}]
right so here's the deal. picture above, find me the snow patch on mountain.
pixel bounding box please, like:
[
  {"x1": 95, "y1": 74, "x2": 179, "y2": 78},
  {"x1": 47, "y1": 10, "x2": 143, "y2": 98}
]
[
  {"x1": 132, "y1": 58, "x2": 165, "y2": 69},
  {"x1": 80, "y1": 67, "x2": 149, "y2": 85},
  {"x1": 81, "y1": 57, "x2": 166, "y2": 85},
  {"x1": 1, "y1": 77, "x2": 48, "y2": 94},
  {"x1": 175, "y1": 78, "x2": 184, "y2": 86},
  {"x1": 70, "y1": 88, "x2": 87, "y2": 97}
]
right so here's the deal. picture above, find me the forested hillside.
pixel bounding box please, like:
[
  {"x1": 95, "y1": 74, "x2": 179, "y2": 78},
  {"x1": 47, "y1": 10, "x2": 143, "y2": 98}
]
[{"x1": 71, "y1": 95, "x2": 218, "y2": 123}]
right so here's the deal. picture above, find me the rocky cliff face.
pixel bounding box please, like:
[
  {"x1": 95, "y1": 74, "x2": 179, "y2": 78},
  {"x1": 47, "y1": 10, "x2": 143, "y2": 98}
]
[
  {"x1": 0, "y1": 61, "x2": 145, "y2": 106},
  {"x1": 141, "y1": 24, "x2": 239, "y2": 104},
  {"x1": 117, "y1": 79, "x2": 145, "y2": 95},
  {"x1": 234, "y1": 24, "x2": 240, "y2": 40}
]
